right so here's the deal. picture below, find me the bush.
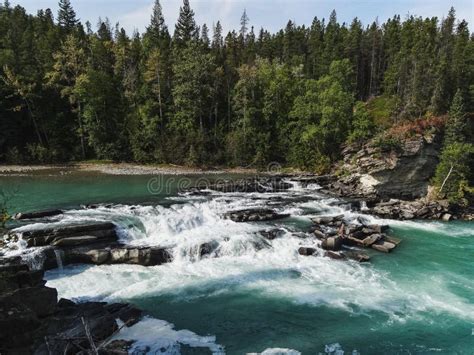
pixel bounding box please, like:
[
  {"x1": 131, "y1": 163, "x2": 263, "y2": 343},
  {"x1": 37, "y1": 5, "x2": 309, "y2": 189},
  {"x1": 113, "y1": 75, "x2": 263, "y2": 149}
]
[
  {"x1": 5, "y1": 147, "x2": 23, "y2": 164},
  {"x1": 186, "y1": 145, "x2": 199, "y2": 167},
  {"x1": 348, "y1": 102, "x2": 376, "y2": 143},
  {"x1": 366, "y1": 95, "x2": 399, "y2": 127},
  {"x1": 372, "y1": 134, "x2": 402, "y2": 152}
]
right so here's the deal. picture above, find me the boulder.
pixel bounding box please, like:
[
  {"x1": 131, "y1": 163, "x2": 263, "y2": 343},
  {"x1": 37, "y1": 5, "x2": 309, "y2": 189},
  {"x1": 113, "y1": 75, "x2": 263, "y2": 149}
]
[
  {"x1": 441, "y1": 213, "x2": 452, "y2": 221},
  {"x1": 298, "y1": 247, "x2": 317, "y2": 256},
  {"x1": 313, "y1": 229, "x2": 326, "y2": 239},
  {"x1": 8, "y1": 286, "x2": 57, "y2": 317},
  {"x1": 225, "y1": 209, "x2": 290, "y2": 223},
  {"x1": 361, "y1": 234, "x2": 382, "y2": 247},
  {"x1": 371, "y1": 240, "x2": 397, "y2": 253},
  {"x1": 260, "y1": 228, "x2": 285, "y2": 240},
  {"x1": 384, "y1": 236, "x2": 402, "y2": 245},
  {"x1": 199, "y1": 242, "x2": 218, "y2": 257},
  {"x1": 321, "y1": 236, "x2": 343, "y2": 251}
]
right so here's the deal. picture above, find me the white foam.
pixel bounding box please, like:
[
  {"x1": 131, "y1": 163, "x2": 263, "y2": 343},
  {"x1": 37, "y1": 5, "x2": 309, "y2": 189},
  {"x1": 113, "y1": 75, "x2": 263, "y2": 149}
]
[
  {"x1": 107, "y1": 316, "x2": 224, "y2": 354},
  {"x1": 248, "y1": 348, "x2": 301, "y2": 355}
]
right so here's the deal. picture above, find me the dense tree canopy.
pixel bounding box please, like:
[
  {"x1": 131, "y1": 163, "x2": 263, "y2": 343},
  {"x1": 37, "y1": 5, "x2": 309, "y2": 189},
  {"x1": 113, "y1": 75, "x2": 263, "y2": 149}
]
[{"x1": 0, "y1": 0, "x2": 472, "y2": 172}]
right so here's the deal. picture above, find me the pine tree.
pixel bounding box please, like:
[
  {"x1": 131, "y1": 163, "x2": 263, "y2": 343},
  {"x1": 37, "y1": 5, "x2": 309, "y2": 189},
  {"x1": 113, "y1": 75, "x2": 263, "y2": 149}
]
[
  {"x1": 150, "y1": 0, "x2": 166, "y2": 33},
  {"x1": 433, "y1": 90, "x2": 472, "y2": 202},
  {"x1": 240, "y1": 9, "x2": 249, "y2": 43},
  {"x1": 174, "y1": 0, "x2": 197, "y2": 45},
  {"x1": 201, "y1": 23, "x2": 210, "y2": 48},
  {"x1": 212, "y1": 21, "x2": 223, "y2": 50},
  {"x1": 444, "y1": 89, "x2": 466, "y2": 146},
  {"x1": 57, "y1": 0, "x2": 78, "y2": 29}
]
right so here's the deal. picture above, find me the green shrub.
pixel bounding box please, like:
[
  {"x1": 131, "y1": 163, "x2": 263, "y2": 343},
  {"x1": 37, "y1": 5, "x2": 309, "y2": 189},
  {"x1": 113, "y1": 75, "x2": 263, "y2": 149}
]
[
  {"x1": 348, "y1": 101, "x2": 376, "y2": 143},
  {"x1": 186, "y1": 145, "x2": 199, "y2": 167},
  {"x1": 372, "y1": 134, "x2": 402, "y2": 152},
  {"x1": 5, "y1": 147, "x2": 23, "y2": 164}
]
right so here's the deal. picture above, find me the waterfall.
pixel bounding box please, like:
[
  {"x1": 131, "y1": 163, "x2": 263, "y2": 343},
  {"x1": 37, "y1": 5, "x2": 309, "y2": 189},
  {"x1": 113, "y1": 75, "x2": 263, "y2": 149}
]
[
  {"x1": 22, "y1": 249, "x2": 46, "y2": 271},
  {"x1": 54, "y1": 249, "x2": 64, "y2": 270},
  {"x1": 360, "y1": 201, "x2": 369, "y2": 211}
]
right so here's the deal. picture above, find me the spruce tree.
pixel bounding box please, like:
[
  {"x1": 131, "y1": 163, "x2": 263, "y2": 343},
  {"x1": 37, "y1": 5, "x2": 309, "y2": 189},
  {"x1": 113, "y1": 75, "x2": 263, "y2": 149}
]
[
  {"x1": 148, "y1": 0, "x2": 167, "y2": 39},
  {"x1": 201, "y1": 23, "x2": 210, "y2": 48},
  {"x1": 240, "y1": 9, "x2": 249, "y2": 42},
  {"x1": 212, "y1": 21, "x2": 223, "y2": 50},
  {"x1": 444, "y1": 89, "x2": 466, "y2": 146},
  {"x1": 57, "y1": 0, "x2": 78, "y2": 29},
  {"x1": 174, "y1": 0, "x2": 197, "y2": 45}
]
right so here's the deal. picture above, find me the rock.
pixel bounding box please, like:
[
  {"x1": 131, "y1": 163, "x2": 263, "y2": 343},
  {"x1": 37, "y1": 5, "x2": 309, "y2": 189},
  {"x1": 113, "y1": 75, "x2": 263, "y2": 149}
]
[
  {"x1": 51, "y1": 235, "x2": 99, "y2": 247},
  {"x1": 191, "y1": 177, "x2": 293, "y2": 194},
  {"x1": 321, "y1": 237, "x2": 343, "y2": 251},
  {"x1": 441, "y1": 213, "x2": 452, "y2": 221},
  {"x1": 105, "y1": 303, "x2": 142, "y2": 326},
  {"x1": 0, "y1": 296, "x2": 42, "y2": 350},
  {"x1": 298, "y1": 247, "x2": 317, "y2": 256},
  {"x1": 57, "y1": 298, "x2": 76, "y2": 308},
  {"x1": 13, "y1": 209, "x2": 63, "y2": 220},
  {"x1": 224, "y1": 209, "x2": 290, "y2": 222},
  {"x1": 401, "y1": 211, "x2": 415, "y2": 220},
  {"x1": 384, "y1": 236, "x2": 402, "y2": 245},
  {"x1": 260, "y1": 228, "x2": 285, "y2": 240},
  {"x1": 313, "y1": 229, "x2": 326, "y2": 239},
  {"x1": 371, "y1": 240, "x2": 397, "y2": 253},
  {"x1": 0, "y1": 258, "x2": 143, "y2": 354},
  {"x1": 199, "y1": 242, "x2": 218, "y2": 257},
  {"x1": 365, "y1": 224, "x2": 389, "y2": 233},
  {"x1": 343, "y1": 251, "x2": 371, "y2": 262},
  {"x1": 0, "y1": 265, "x2": 45, "y2": 292},
  {"x1": 334, "y1": 134, "x2": 443, "y2": 200},
  {"x1": 312, "y1": 215, "x2": 344, "y2": 225},
  {"x1": 20, "y1": 222, "x2": 118, "y2": 247},
  {"x1": 361, "y1": 234, "x2": 382, "y2": 247},
  {"x1": 102, "y1": 339, "x2": 135, "y2": 355}
]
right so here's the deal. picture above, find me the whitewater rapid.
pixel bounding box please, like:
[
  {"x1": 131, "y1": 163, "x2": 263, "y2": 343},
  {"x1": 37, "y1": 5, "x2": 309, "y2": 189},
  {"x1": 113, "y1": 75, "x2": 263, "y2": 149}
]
[{"x1": 38, "y1": 182, "x2": 474, "y2": 354}]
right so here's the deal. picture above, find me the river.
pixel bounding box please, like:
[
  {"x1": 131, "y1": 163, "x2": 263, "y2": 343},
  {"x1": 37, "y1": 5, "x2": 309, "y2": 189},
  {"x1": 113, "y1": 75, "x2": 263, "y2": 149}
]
[{"x1": 2, "y1": 170, "x2": 473, "y2": 354}]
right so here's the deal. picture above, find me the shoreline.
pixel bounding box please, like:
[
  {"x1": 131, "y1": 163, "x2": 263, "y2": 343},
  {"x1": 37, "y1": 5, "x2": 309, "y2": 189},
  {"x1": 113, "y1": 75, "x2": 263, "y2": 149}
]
[{"x1": 0, "y1": 163, "x2": 263, "y2": 176}]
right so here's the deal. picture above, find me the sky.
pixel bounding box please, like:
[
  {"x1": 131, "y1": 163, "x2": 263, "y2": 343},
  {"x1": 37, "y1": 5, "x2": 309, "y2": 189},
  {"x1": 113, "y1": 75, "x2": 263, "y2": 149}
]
[{"x1": 12, "y1": 0, "x2": 474, "y2": 34}]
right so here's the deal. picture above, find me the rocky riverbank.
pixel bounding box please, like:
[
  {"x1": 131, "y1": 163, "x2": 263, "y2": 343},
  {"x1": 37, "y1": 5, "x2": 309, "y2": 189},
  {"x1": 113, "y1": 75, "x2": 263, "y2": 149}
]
[
  {"x1": 0, "y1": 263, "x2": 142, "y2": 354},
  {"x1": 299, "y1": 132, "x2": 474, "y2": 221}
]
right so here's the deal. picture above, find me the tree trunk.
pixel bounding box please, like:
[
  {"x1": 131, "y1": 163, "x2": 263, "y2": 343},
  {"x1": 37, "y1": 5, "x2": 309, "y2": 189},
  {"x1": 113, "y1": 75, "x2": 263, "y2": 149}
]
[
  {"x1": 24, "y1": 98, "x2": 43, "y2": 146},
  {"x1": 78, "y1": 101, "x2": 86, "y2": 159}
]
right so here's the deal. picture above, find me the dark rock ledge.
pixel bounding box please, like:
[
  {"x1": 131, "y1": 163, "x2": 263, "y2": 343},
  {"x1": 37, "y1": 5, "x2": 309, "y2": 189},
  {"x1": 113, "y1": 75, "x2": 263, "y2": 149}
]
[
  {"x1": 1, "y1": 222, "x2": 173, "y2": 271},
  {"x1": 0, "y1": 221, "x2": 173, "y2": 354},
  {"x1": 185, "y1": 176, "x2": 293, "y2": 194},
  {"x1": 0, "y1": 263, "x2": 142, "y2": 354}
]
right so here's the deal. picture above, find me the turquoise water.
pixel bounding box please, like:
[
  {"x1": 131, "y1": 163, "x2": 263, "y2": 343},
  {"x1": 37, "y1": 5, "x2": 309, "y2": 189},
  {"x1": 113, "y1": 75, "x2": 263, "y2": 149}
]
[{"x1": 2, "y1": 171, "x2": 474, "y2": 354}]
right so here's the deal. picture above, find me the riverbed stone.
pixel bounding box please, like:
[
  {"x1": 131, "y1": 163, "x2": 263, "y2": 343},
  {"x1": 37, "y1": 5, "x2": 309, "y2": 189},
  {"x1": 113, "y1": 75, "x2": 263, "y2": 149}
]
[{"x1": 298, "y1": 247, "x2": 317, "y2": 256}]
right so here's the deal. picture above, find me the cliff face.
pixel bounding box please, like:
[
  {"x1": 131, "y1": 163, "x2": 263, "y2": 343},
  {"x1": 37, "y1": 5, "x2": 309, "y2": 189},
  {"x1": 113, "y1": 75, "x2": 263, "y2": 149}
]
[{"x1": 336, "y1": 133, "x2": 442, "y2": 200}]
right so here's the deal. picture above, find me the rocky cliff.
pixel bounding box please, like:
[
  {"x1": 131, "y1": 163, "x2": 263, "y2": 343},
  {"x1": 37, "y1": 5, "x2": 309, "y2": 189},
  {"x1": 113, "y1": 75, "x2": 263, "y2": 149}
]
[{"x1": 335, "y1": 132, "x2": 442, "y2": 200}]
